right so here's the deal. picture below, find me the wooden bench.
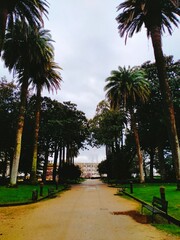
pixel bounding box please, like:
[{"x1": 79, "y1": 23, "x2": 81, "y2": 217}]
[{"x1": 141, "y1": 196, "x2": 169, "y2": 223}]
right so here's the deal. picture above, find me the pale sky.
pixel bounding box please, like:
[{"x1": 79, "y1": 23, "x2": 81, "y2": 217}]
[{"x1": 0, "y1": 0, "x2": 180, "y2": 163}]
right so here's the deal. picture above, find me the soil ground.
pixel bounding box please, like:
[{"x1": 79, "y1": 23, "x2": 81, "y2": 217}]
[{"x1": 0, "y1": 179, "x2": 179, "y2": 240}]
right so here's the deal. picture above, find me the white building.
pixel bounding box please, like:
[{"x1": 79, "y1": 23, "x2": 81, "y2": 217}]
[{"x1": 76, "y1": 162, "x2": 100, "y2": 178}]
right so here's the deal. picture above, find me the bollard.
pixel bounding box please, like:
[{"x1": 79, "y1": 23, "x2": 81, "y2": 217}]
[
  {"x1": 32, "y1": 189, "x2": 38, "y2": 201},
  {"x1": 160, "y1": 186, "x2": 166, "y2": 200},
  {"x1": 40, "y1": 182, "x2": 44, "y2": 196},
  {"x1": 130, "y1": 181, "x2": 133, "y2": 194},
  {"x1": 55, "y1": 175, "x2": 59, "y2": 190}
]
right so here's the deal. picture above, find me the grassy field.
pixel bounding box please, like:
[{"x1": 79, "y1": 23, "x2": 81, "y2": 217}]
[
  {"x1": 0, "y1": 183, "x2": 66, "y2": 205},
  {"x1": 117, "y1": 182, "x2": 180, "y2": 236},
  {"x1": 123, "y1": 183, "x2": 180, "y2": 220}
]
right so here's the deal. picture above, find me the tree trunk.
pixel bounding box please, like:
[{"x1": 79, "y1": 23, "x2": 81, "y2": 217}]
[
  {"x1": 130, "y1": 108, "x2": 145, "y2": 183},
  {"x1": 0, "y1": 7, "x2": 8, "y2": 54},
  {"x1": 42, "y1": 140, "x2": 50, "y2": 183},
  {"x1": 158, "y1": 142, "x2": 166, "y2": 181},
  {"x1": 30, "y1": 85, "x2": 41, "y2": 184},
  {"x1": 59, "y1": 145, "x2": 62, "y2": 167},
  {"x1": 58, "y1": 145, "x2": 62, "y2": 179},
  {"x1": 53, "y1": 143, "x2": 58, "y2": 182},
  {"x1": 62, "y1": 145, "x2": 65, "y2": 166},
  {"x1": 150, "y1": 26, "x2": 180, "y2": 189},
  {"x1": 2, "y1": 151, "x2": 8, "y2": 183},
  {"x1": 66, "y1": 144, "x2": 69, "y2": 164},
  {"x1": 149, "y1": 148, "x2": 155, "y2": 181},
  {"x1": 10, "y1": 79, "x2": 28, "y2": 186}
]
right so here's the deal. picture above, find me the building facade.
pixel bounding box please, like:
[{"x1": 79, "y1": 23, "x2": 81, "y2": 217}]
[{"x1": 76, "y1": 162, "x2": 100, "y2": 178}]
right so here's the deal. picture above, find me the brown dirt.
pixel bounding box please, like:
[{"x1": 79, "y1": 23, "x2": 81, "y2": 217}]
[{"x1": 0, "y1": 179, "x2": 179, "y2": 240}]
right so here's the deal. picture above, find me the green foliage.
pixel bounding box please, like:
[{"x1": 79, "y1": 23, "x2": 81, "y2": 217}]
[
  {"x1": 154, "y1": 224, "x2": 180, "y2": 236},
  {"x1": 116, "y1": 0, "x2": 180, "y2": 38},
  {"x1": 59, "y1": 164, "x2": 82, "y2": 181},
  {"x1": 121, "y1": 182, "x2": 180, "y2": 236},
  {"x1": 98, "y1": 160, "x2": 108, "y2": 176},
  {"x1": 0, "y1": 184, "x2": 65, "y2": 204},
  {"x1": 0, "y1": 80, "x2": 89, "y2": 182},
  {"x1": 124, "y1": 183, "x2": 180, "y2": 220}
]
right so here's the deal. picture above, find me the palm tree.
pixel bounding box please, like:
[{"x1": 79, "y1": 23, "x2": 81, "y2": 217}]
[
  {"x1": 30, "y1": 60, "x2": 62, "y2": 184},
  {"x1": 2, "y1": 22, "x2": 58, "y2": 186},
  {"x1": 0, "y1": 0, "x2": 48, "y2": 54},
  {"x1": 116, "y1": 0, "x2": 180, "y2": 187},
  {"x1": 104, "y1": 66, "x2": 150, "y2": 183}
]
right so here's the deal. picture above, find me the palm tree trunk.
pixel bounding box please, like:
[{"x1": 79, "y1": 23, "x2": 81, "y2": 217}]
[
  {"x1": 150, "y1": 26, "x2": 180, "y2": 189},
  {"x1": 10, "y1": 79, "x2": 28, "y2": 186},
  {"x1": 2, "y1": 151, "x2": 8, "y2": 183},
  {"x1": 158, "y1": 142, "x2": 166, "y2": 181},
  {"x1": 130, "y1": 108, "x2": 145, "y2": 183},
  {"x1": 53, "y1": 143, "x2": 58, "y2": 182},
  {"x1": 66, "y1": 144, "x2": 69, "y2": 164},
  {"x1": 0, "y1": 6, "x2": 8, "y2": 54},
  {"x1": 62, "y1": 145, "x2": 65, "y2": 166},
  {"x1": 30, "y1": 85, "x2": 41, "y2": 184},
  {"x1": 42, "y1": 140, "x2": 50, "y2": 183},
  {"x1": 149, "y1": 148, "x2": 155, "y2": 182}
]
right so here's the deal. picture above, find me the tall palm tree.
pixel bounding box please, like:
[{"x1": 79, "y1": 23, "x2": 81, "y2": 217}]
[
  {"x1": 116, "y1": 0, "x2": 180, "y2": 187},
  {"x1": 104, "y1": 66, "x2": 150, "y2": 183},
  {"x1": 30, "y1": 61, "x2": 62, "y2": 184},
  {"x1": 2, "y1": 22, "x2": 57, "y2": 186},
  {"x1": 0, "y1": 0, "x2": 48, "y2": 54}
]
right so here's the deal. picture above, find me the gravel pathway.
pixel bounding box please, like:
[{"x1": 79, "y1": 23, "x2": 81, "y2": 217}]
[{"x1": 0, "y1": 179, "x2": 179, "y2": 240}]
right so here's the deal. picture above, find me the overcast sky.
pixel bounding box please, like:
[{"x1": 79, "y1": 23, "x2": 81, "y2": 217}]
[{"x1": 0, "y1": 0, "x2": 180, "y2": 163}]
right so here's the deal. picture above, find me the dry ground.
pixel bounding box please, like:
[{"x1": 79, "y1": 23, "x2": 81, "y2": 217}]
[{"x1": 0, "y1": 179, "x2": 179, "y2": 240}]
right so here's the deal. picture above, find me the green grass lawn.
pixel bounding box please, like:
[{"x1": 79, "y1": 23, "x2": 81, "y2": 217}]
[
  {"x1": 124, "y1": 183, "x2": 180, "y2": 220},
  {"x1": 118, "y1": 183, "x2": 180, "y2": 237},
  {"x1": 0, "y1": 183, "x2": 65, "y2": 205}
]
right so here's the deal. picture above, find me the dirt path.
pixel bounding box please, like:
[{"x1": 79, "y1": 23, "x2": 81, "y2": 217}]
[{"x1": 0, "y1": 179, "x2": 178, "y2": 240}]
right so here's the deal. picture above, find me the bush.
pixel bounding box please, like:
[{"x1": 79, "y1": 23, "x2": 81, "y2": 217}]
[{"x1": 59, "y1": 164, "x2": 81, "y2": 181}]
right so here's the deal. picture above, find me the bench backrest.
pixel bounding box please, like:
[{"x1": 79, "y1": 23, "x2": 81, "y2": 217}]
[{"x1": 152, "y1": 196, "x2": 168, "y2": 213}]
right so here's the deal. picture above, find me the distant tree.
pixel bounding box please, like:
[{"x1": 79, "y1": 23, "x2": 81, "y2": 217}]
[
  {"x1": 138, "y1": 57, "x2": 180, "y2": 181},
  {"x1": 0, "y1": 78, "x2": 19, "y2": 183},
  {"x1": 59, "y1": 163, "x2": 81, "y2": 182},
  {"x1": 104, "y1": 66, "x2": 150, "y2": 183},
  {"x1": 98, "y1": 160, "x2": 108, "y2": 177}
]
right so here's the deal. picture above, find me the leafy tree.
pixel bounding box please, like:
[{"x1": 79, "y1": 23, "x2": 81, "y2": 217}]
[
  {"x1": 104, "y1": 66, "x2": 150, "y2": 183},
  {"x1": 138, "y1": 56, "x2": 180, "y2": 181},
  {"x1": 98, "y1": 160, "x2": 108, "y2": 177},
  {"x1": 0, "y1": 78, "x2": 19, "y2": 183},
  {"x1": 62, "y1": 101, "x2": 89, "y2": 165},
  {"x1": 35, "y1": 99, "x2": 88, "y2": 182},
  {"x1": 116, "y1": 0, "x2": 180, "y2": 187},
  {"x1": 90, "y1": 108, "x2": 125, "y2": 153},
  {"x1": 58, "y1": 163, "x2": 81, "y2": 182}
]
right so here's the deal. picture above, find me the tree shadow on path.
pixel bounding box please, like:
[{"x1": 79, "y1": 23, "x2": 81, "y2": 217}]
[{"x1": 111, "y1": 210, "x2": 151, "y2": 224}]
